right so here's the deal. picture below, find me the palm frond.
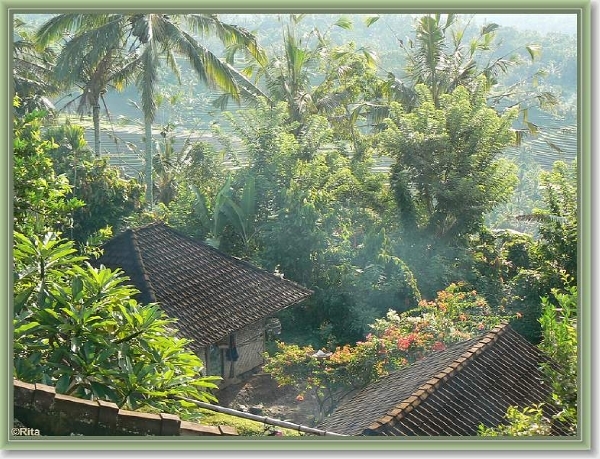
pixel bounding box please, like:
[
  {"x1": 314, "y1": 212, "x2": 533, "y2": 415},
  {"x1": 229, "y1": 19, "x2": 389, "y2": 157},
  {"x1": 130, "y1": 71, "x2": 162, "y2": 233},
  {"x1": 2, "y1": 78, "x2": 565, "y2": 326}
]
[
  {"x1": 187, "y1": 36, "x2": 240, "y2": 100},
  {"x1": 53, "y1": 18, "x2": 126, "y2": 84},
  {"x1": 36, "y1": 14, "x2": 115, "y2": 48},
  {"x1": 211, "y1": 63, "x2": 272, "y2": 110},
  {"x1": 185, "y1": 14, "x2": 268, "y2": 67},
  {"x1": 315, "y1": 90, "x2": 350, "y2": 112}
]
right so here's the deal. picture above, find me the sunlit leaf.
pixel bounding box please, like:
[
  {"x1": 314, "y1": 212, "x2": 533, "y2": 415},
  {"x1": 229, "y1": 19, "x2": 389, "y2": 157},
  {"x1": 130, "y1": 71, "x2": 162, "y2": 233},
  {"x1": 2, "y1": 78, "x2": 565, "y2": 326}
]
[
  {"x1": 364, "y1": 15, "x2": 380, "y2": 27},
  {"x1": 481, "y1": 23, "x2": 500, "y2": 35},
  {"x1": 335, "y1": 17, "x2": 353, "y2": 30},
  {"x1": 525, "y1": 44, "x2": 542, "y2": 62}
]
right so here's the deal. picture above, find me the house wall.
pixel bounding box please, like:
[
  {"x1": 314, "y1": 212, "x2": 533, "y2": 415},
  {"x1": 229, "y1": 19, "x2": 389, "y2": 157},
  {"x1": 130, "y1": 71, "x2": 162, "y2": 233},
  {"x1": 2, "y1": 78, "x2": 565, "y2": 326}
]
[
  {"x1": 230, "y1": 320, "x2": 266, "y2": 379},
  {"x1": 202, "y1": 320, "x2": 266, "y2": 386}
]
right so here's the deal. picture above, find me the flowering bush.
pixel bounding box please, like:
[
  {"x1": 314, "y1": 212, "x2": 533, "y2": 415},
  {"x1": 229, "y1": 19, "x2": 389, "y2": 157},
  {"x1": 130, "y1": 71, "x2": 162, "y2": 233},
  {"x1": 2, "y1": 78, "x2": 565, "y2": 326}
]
[{"x1": 264, "y1": 282, "x2": 517, "y2": 422}]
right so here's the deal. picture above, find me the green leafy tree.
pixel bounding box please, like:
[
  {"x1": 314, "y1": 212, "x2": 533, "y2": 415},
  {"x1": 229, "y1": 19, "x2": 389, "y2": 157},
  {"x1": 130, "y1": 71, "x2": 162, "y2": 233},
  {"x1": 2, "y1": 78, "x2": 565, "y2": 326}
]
[
  {"x1": 211, "y1": 99, "x2": 412, "y2": 344},
  {"x1": 399, "y1": 14, "x2": 522, "y2": 109},
  {"x1": 148, "y1": 138, "x2": 228, "y2": 240},
  {"x1": 12, "y1": 97, "x2": 84, "y2": 238},
  {"x1": 13, "y1": 231, "x2": 220, "y2": 414},
  {"x1": 234, "y1": 15, "x2": 382, "y2": 161},
  {"x1": 477, "y1": 404, "x2": 552, "y2": 436},
  {"x1": 375, "y1": 80, "x2": 519, "y2": 299},
  {"x1": 372, "y1": 14, "x2": 554, "y2": 128},
  {"x1": 497, "y1": 160, "x2": 577, "y2": 343},
  {"x1": 380, "y1": 80, "x2": 519, "y2": 242},
  {"x1": 44, "y1": 121, "x2": 144, "y2": 244},
  {"x1": 538, "y1": 280, "x2": 577, "y2": 432},
  {"x1": 529, "y1": 160, "x2": 577, "y2": 281},
  {"x1": 190, "y1": 174, "x2": 257, "y2": 256}
]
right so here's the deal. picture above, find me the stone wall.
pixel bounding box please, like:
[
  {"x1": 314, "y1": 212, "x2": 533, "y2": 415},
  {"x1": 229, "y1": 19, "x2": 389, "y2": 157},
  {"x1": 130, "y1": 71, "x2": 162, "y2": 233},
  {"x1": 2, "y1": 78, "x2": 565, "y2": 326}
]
[{"x1": 13, "y1": 379, "x2": 237, "y2": 437}]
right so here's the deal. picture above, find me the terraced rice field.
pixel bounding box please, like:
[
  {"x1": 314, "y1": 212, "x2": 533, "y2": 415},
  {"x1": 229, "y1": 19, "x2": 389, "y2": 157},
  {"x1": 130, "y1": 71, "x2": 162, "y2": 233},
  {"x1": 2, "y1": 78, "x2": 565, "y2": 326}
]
[{"x1": 73, "y1": 109, "x2": 577, "y2": 180}]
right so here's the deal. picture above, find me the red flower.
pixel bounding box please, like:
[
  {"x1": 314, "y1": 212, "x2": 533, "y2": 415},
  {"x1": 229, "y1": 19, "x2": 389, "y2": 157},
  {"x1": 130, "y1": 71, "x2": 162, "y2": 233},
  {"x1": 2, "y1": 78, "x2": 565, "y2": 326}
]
[{"x1": 397, "y1": 337, "x2": 411, "y2": 350}]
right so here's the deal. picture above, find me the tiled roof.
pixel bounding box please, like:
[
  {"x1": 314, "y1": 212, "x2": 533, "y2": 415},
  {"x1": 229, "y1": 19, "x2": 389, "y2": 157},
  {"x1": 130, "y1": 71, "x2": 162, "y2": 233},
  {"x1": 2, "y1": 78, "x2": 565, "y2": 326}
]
[
  {"x1": 94, "y1": 223, "x2": 312, "y2": 351},
  {"x1": 320, "y1": 324, "x2": 571, "y2": 436}
]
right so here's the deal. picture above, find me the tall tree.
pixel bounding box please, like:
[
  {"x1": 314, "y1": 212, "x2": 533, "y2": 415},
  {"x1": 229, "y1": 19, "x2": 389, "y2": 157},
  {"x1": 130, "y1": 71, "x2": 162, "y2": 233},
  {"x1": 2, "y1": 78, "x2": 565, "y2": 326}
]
[
  {"x1": 238, "y1": 13, "x2": 380, "y2": 155},
  {"x1": 12, "y1": 96, "x2": 84, "y2": 238},
  {"x1": 380, "y1": 79, "x2": 518, "y2": 243}
]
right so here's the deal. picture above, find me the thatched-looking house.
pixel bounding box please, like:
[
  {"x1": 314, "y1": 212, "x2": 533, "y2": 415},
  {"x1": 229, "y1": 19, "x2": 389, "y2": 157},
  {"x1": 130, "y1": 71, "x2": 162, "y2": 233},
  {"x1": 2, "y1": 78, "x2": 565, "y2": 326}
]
[
  {"x1": 319, "y1": 323, "x2": 572, "y2": 436},
  {"x1": 95, "y1": 222, "x2": 312, "y2": 385}
]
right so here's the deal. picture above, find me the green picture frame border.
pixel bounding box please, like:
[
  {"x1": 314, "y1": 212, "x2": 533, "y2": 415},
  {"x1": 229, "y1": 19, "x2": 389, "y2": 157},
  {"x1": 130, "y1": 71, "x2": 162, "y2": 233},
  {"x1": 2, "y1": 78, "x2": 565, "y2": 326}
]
[{"x1": 1, "y1": 0, "x2": 593, "y2": 452}]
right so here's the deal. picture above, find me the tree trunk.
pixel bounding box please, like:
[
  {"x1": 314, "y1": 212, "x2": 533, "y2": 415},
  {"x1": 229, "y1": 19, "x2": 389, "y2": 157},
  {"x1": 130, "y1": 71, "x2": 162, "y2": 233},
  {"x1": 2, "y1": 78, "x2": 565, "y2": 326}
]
[
  {"x1": 92, "y1": 104, "x2": 101, "y2": 156},
  {"x1": 144, "y1": 118, "x2": 153, "y2": 209}
]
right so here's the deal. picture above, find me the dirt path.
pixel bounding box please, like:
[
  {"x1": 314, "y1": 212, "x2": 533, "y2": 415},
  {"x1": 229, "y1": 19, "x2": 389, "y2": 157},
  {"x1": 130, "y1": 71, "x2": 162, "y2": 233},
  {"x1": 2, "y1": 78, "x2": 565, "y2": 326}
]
[{"x1": 215, "y1": 370, "x2": 322, "y2": 427}]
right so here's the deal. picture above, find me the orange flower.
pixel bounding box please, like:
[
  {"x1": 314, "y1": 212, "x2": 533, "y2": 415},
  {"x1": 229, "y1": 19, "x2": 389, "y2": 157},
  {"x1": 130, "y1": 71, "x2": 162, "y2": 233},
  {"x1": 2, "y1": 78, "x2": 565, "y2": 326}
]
[{"x1": 296, "y1": 394, "x2": 304, "y2": 402}]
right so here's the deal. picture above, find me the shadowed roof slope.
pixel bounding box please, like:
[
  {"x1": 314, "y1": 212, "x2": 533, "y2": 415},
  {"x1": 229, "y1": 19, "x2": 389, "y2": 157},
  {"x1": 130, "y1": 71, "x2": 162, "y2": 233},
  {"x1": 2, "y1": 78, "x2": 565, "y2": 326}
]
[
  {"x1": 95, "y1": 223, "x2": 312, "y2": 351},
  {"x1": 320, "y1": 324, "x2": 570, "y2": 436}
]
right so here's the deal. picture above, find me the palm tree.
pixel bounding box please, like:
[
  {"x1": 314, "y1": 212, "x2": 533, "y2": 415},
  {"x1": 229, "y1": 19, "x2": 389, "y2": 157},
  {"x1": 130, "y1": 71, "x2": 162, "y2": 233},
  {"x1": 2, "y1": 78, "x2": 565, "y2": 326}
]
[
  {"x1": 401, "y1": 14, "x2": 518, "y2": 108},
  {"x1": 13, "y1": 18, "x2": 62, "y2": 115},
  {"x1": 36, "y1": 15, "x2": 138, "y2": 156},
  {"x1": 36, "y1": 13, "x2": 268, "y2": 207},
  {"x1": 234, "y1": 14, "x2": 376, "y2": 155}
]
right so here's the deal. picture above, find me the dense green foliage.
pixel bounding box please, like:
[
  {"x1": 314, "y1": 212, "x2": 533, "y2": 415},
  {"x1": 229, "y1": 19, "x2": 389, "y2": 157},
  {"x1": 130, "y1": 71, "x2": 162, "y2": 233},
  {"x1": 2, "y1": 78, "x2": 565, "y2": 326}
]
[
  {"x1": 538, "y1": 281, "x2": 578, "y2": 432},
  {"x1": 13, "y1": 102, "x2": 142, "y2": 246},
  {"x1": 381, "y1": 81, "x2": 518, "y2": 242},
  {"x1": 44, "y1": 121, "x2": 144, "y2": 244},
  {"x1": 13, "y1": 98, "x2": 84, "y2": 237}
]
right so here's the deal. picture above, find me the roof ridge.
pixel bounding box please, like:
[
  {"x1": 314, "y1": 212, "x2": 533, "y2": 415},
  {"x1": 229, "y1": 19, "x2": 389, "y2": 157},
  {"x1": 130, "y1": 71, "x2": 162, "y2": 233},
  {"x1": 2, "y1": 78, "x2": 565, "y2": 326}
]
[
  {"x1": 128, "y1": 228, "x2": 158, "y2": 303},
  {"x1": 366, "y1": 322, "x2": 511, "y2": 433}
]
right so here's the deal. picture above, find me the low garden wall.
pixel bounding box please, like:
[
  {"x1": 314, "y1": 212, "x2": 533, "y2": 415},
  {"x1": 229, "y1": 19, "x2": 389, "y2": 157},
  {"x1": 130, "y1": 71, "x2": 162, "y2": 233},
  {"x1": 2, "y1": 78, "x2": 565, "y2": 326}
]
[{"x1": 13, "y1": 379, "x2": 237, "y2": 437}]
